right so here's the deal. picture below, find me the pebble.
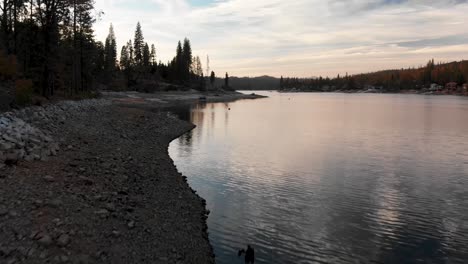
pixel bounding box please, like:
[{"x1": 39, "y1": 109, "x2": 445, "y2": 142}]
[
  {"x1": 27, "y1": 247, "x2": 36, "y2": 257},
  {"x1": 79, "y1": 176, "x2": 94, "y2": 185},
  {"x1": 39, "y1": 250, "x2": 48, "y2": 259},
  {"x1": 127, "y1": 221, "x2": 136, "y2": 229},
  {"x1": 105, "y1": 203, "x2": 116, "y2": 212},
  {"x1": 60, "y1": 255, "x2": 69, "y2": 262},
  {"x1": 8, "y1": 210, "x2": 18, "y2": 217},
  {"x1": 75, "y1": 254, "x2": 90, "y2": 264},
  {"x1": 46, "y1": 199, "x2": 63, "y2": 208},
  {"x1": 43, "y1": 175, "x2": 55, "y2": 182},
  {"x1": 57, "y1": 234, "x2": 71, "y2": 247},
  {"x1": 6, "y1": 258, "x2": 17, "y2": 264},
  {"x1": 95, "y1": 209, "x2": 109, "y2": 219},
  {"x1": 37, "y1": 234, "x2": 53, "y2": 246},
  {"x1": 0, "y1": 207, "x2": 8, "y2": 216}
]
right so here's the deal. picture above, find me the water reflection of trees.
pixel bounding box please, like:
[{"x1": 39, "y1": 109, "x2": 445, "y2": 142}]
[{"x1": 173, "y1": 102, "x2": 232, "y2": 148}]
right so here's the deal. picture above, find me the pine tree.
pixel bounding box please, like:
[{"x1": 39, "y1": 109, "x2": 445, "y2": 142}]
[
  {"x1": 194, "y1": 56, "x2": 203, "y2": 76},
  {"x1": 199, "y1": 72, "x2": 206, "y2": 91},
  {"x1": 133, "y1": 22, "x2": 144, "y2": 65},
  {"x1": 127, "y1": 39, "x2": 134, "y2": 65},
  {"x1": 182, "y1": 38, "x2": 192, "y2": 80},
  {"x1": 175, "y1": 41, "x2": 183, "y2": 80},
  {"x1": 225, "y1": 72, "x2": 229, "y2": 88},
  {"x1": 143, "y1": 42, "x2": 150, "y2": 69},
  {"x1": 120, "y1": 45, "x2": 129, "y2": 70},
  {"x1": 104, "y1": 23, "x2": 117, "y2": 74},
  {"x1": 210, "y1": 71, "x2": 215, "y2": 89},
  {"x1": 150, "y1": 44, "x2": 156, "y2": 66}
]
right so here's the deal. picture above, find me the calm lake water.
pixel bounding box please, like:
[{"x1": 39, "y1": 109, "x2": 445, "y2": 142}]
[{"x1": 168, "y1": 92, "x2": 468, "y2": 264}]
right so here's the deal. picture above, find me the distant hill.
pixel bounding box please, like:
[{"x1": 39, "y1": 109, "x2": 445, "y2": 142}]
[
  {"x1": 215, "y1": 75, "x2": 280, "y2": 90},
  {"x1": 281, "y1": 59, "x2": 468, "y2": 92}
]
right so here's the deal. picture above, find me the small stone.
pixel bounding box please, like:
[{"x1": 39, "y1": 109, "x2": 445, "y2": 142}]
[
  {"x1": 56, "y1": 234, "x2": 70, "y2": 247},
  {"x1": 6, "y1": 258, "x2": 17, "y2": 264},
  {"x1": 127, "y1": 221, "x2": 135, "y2": 229},
  {"x1": 75, "y1": 254, "x2": 90, "y2": 264},
  {"x1": 60, "y1": 255, "x2": 69, "y2": 262},
  {"x1": 16, "y1": 246, "x2": 28, "y2": 256},
  {"x1": 37, "y1": 234, "x2": 53, "y2": 246},
  {"x1": 8, "y1": 210, "x2": 18, "y2": 217},
  {"x1": 79, "y1": 176, "x2": 94, "y2": 185},
  {"x1": 0, "y1": 141, "x2": 14, "y2": 150},
  {"x1": 27, "y1": 247, "x2": 36, "y2": 257},
  {"x1": 0, "y1": 246, "x2": 13, "y2": 256},
  {"x1": 111, "y1": 230, "x2": 121, "y2": 237},
  {"x1": 104, "y1": 203, "x2": 116, "y2": 212},
  {"x1": 94, "y1": 209, "x2": 109, "y2": 218},
  {"x1": 39, "y1": 250, "x2": 48, "y2": 259},
  {"x1": 33, "y1": 200, "x2": 43, "y2": 206},
  {"x1": 24, "y1": 155, "x2": 35, "y2": 162},
  {"x1": 43, "y1": 175, "x2": 55, "y2": 182},
  {"x1": 0, "y1": 207, "x2": 8, "y2": 216},
  {"x1": 52, "y1": 218, "x2": 63, "y2": 226},
  {"x1": 46, "y1": 199, "x2": 63, "y2": 208}
]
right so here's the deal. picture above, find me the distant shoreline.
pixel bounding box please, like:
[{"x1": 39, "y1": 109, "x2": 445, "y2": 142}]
[{"x1": 277, "y1": 89, "x2": 468, "y2": 97}]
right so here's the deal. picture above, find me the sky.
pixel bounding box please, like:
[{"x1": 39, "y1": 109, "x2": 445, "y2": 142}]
[{"x1": 93, "y1": 0, "x2": 468, "y2": 78}]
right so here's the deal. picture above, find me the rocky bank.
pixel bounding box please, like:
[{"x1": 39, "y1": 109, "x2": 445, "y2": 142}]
[{"x1": 0, "y1": 96, "x2": 218, "y2": 263}]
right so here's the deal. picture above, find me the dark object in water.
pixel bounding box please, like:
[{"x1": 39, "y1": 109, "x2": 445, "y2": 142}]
[
  {"x1": 238, "y1": 245, "x2": 255, "y2": 263},
  {"x1": 199, "y1": 96, "x2": 207, "y2": 101}
]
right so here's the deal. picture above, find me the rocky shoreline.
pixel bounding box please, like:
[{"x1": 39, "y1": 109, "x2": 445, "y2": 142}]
[{"x1": 0, "y1": 91, "x2": 264, "y2": 263}]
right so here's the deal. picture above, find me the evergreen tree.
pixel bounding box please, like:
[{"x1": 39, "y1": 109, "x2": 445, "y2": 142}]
[
  {"x1": 143, "y1": 42, "x2": 150, "y2": 69},
  {"x1": 199, "y1": 72, "x2": 206, "y2": 91},
  {"x1": 104, "y1": 23, "x2": 117, "y2": 74},
  {"x1": 194, "y1": 56, "x2": 203, "y2": 76},
  {"x1": 182, "y1": 38, "x2": 192, "y2": 80},
  {"x1": 120, "y1": 45, "x2": 129, "y2": 70},
  {"x1": 150, "y1": 44, "x2": 156, "y2": 66},
  {"x1": 133, "y1": 22, "x2": 144, "y2": 65},
  {"x1": 175, "y1": 40, "x2": 183, "y2": 80},
  {"x1": 127, "y1": 39, "x2": 134, "y2": 65},
  {"x1": 225, "y1": 72, "x2": 229, "y2": 88},
  {"x1": 210, "y1": 71, "x2": 215, "y2": 88}
]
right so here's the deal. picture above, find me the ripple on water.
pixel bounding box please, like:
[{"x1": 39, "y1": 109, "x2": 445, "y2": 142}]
[{"x1": 169, "y1": 93, "x2": 468, "y2": 264}]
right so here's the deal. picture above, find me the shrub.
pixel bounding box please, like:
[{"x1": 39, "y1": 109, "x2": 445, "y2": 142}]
[
  {"x1": 0, "y1": 50, "x2": 17, "y2": 79},
  {"x1": 15, "y1": 79, "x2": 34, "y2": 106}
]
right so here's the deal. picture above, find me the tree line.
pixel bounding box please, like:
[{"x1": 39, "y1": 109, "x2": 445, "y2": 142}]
[
  {"x1": 0, "y1": 0, "x2": 101, "y2": 98},
  {"x1": 280, "y1": 59, "x2": 468, "y2": 92},
  {"x1": 0, "y1": 0, "x2": 219, "y2": 103}
]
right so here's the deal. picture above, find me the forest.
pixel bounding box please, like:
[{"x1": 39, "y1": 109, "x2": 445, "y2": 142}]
[
  {"x1": 281, "y1": 59, "x2": 468, "y2": 92},
  {"x1": 0, "y1": 0, "x2": 212, "y2": 107}
]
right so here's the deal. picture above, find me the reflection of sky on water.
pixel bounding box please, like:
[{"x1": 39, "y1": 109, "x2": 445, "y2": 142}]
[{"x1": 169, "y1": 92, "x2": 468, "y2": 264}]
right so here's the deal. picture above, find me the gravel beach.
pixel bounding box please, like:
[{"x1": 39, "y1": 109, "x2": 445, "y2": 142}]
[{"x1": 0, "y1": 91, "x2": 265, "y2": 263}]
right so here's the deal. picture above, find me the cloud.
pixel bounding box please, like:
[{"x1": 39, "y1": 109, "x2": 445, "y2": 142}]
[{"x1": 94, "y1": 0, "x2": 468, "y2": 77}]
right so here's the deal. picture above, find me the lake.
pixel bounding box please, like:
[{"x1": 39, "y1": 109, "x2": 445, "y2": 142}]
[{"x1": 168, "y1": 92, "x2": 468, "y2": 264}]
